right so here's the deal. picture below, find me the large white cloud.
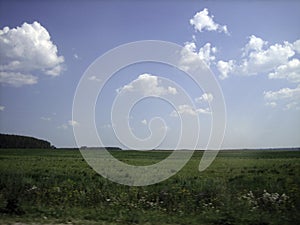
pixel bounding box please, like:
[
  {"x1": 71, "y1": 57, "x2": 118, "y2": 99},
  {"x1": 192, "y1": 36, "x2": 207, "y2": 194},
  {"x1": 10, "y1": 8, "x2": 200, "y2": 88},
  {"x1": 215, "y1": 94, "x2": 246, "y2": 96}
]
[
  {"x1": 117, "y1": 73, "x2": 177, "y2": 96},
  {"x1": 216, "y1": 35, "x2": 300, "y2": 110},
  {"x1": 190, "y1": 8, "x2": 229, "y2": 34},
  {"x1": 218, "y1": 35, "x2": 299, "y2": 78},
  {"x1": 0, "y1": 21, "x2": 64, "y2": 87}
]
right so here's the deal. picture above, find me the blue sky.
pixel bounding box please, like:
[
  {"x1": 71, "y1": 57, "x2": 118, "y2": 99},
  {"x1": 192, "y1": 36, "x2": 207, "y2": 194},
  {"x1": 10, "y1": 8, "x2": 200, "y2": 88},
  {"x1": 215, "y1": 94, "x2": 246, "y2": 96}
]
[{"x1": 0, "y1": 0, "x2": 299, "y2": 149}]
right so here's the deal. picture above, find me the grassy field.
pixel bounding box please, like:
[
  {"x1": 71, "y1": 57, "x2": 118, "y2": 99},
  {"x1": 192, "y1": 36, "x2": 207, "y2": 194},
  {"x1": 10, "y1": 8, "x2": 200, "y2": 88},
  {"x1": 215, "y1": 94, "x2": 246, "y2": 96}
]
[{"x1": 0, "y1": 149, "x2": 299, "y2": 225}]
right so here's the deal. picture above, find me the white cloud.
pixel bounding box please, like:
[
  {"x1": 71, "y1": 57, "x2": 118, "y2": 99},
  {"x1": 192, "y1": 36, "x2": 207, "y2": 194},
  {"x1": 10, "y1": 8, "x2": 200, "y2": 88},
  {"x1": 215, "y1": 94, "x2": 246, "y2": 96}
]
[
  {"x1": 73, "y1": 53, "x2": 79, "y2": 60},
  {"x1": 240, "y1": 38, "x2": 294, "y2": 76},
  {"x1": 218, "y1": 36, "x2": 298, "y2": 78},
  {"x1": 0, "y1": 105, "x2": 5, "y2": 111},
  {"x1": 264, "y1": 85, "x2": 300, "y2": 100},
  {"x1": 40, "y1": 116, "x2": 51, "y2": 121},
  {"x1": 265, "y1": 102, "x2": 277, "y2": 108},
  {"x1": 179, "y1": 42, "x2": 217, "y2": 72},
  {"x1": 0, "y1": 21, "x2": 64, "y2": 87},
  {"x1": 88, "y1": 75, "x2": 102, "y2": 82},
  {"x1": 198, "y1": 43, "x2": 217, "y2": 66},
  {"x1": 196, "y1": 107, "x2": 211, "y2": 114},
  {"x1": 141, "y1": 119, "x2": 147, "y2": 125},
  {"x1": 68, "y1": 120, "x2": 79, "y2": 127},
  {"x1": 0, "y1": 71, "x2": 37, "y2": 87},
  {"x1": 58, "y1": 120, "x2": 80, "y2": 129},
  {"x1": 217, "y1": 36, "x2": 300, "y2": 110},
  {"x1": 268, "y1": 58, "x2": 300, "y2": 83},
  {"x1": 117, "y1": 73, "x2": 177, "y2": 96},
  {"x1": 293, "y1": 39, "x2": 300, "y2": 54},
  {"x1": 101, "y1": 124, "x2": 115, "y2": 129},
  {"x1": 243, "y1": 35, "x2": 267, "y2": 54},
  {"x1": 195, "y1": 92, "x2": 214, "y2": 103},
  {"x1": 170, "y1": 104, "x2": 210, "y2": 117},
  {"x1": 58, "y1": 124, "x2": 68, "y2": 130},
  {"x1": 190, "y1": 8, "x2": 229, "y2": 34},
  {"x1": 264, "y1": 85, "x2": 300, "y2": 110},
  {"x1": 217, "y1": 60, "x2": 235, "y2": 80}
]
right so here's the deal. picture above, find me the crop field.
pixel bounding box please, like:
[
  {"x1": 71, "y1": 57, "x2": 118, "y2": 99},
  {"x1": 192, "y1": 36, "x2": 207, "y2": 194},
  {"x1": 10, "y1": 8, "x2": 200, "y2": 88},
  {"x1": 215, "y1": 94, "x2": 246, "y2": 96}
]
[{"x1": 0, "y1": 149, "x2": 299, "y2": 225}]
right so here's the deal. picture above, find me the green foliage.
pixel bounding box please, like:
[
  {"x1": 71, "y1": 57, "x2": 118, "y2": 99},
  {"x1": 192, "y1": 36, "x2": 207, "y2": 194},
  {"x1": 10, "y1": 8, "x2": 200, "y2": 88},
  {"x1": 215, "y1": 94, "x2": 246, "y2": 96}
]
[{"x1": 0, "y1": 149, "x2": 299, "y2": 224}]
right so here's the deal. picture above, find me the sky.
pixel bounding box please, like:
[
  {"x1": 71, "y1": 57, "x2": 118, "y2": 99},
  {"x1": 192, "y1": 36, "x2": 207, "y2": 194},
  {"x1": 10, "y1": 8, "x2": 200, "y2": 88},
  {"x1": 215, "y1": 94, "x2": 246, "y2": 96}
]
[{"x1": 0, "y1": 0, "x2": 300, "y2": 149}]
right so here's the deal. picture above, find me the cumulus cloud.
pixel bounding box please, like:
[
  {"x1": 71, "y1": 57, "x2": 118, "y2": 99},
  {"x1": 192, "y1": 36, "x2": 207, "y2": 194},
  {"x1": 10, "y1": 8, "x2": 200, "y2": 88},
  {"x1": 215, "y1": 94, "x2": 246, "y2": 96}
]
[
  {"x1": 195, "y1": 92, "x2": 214, "y2": 103},
  {"x1": 0, "y1": 105, "x2": 5, "y2": 111},
  {"x1": 170, "y1": 104, "x2": 210, "y2": 117},
  {"x1": 117, "y1": 73, "x2": 177, "y2": 96},
  {"x1": 243, "y1": 35, "x2": 267, "y2": 54},
  {"x1": 179, "y1": 42, "x2": 217, "y2": 72},
  {"x1": 218, "y1": 36, "x2": 299, "y2": 78},
  {"x1": 190, "y1": 8, "x2": 229, "y2": 34},
  {"x1": 0, "y1": 21, "x2": 64, "y2": 87},
  {"x1": 216, "y1": 35, "x2": 300, "y2": 110},
  {"x1": 141, "y1": 119, "x2": 147, "y2": 125}
]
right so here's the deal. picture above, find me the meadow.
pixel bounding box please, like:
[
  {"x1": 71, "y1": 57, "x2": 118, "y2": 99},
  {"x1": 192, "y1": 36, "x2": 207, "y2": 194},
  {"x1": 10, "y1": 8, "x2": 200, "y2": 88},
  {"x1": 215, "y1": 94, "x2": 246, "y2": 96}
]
[{"x1": 0, "y1": 148, "x2": 299, "y2": 225}]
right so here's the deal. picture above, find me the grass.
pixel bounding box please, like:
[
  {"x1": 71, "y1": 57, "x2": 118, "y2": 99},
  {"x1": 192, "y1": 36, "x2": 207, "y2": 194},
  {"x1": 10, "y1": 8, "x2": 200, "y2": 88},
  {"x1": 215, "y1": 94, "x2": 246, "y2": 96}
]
[{"x1": 0, "y1": 148, "x2": 299, "y2": 225}]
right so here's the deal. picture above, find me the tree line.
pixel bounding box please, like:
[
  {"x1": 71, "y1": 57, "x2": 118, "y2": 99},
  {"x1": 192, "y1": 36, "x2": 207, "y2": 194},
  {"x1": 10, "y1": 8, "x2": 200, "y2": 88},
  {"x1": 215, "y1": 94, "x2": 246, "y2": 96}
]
[{"x1": 0, "y1": 133, "x2": 54, "y2": 149}]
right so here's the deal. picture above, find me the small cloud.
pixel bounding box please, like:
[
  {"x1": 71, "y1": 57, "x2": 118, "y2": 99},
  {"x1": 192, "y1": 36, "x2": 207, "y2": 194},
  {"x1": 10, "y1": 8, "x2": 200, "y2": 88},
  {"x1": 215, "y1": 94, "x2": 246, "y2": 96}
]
[
  {"x1": 73, "y1": 53, "x2": 79, "y2": 60},
  {"x1": 190, "y1": 8, "x2": 229, "y2": 35},
  {"x1": 68, "y1": 120, "x2": 79, "y2": 127},
  {"x1": 40, "y1": 116, "x2": 51, "y2": 121},
  {"x1": 265, "y1": 102, "x2": 277, "y2": 108},
  {"x1": 217, "y1": 60, "x2": 235, "y2": 80},
  {"x1": 88, "y1": 75, "x2": 102, "y2": 82},
  {"x1": 117, "y1": 73, "x2": 177, "y2": 96},
  {"x1": 57, "y1": 120, "x2": 80, "y2": 130},
  {"x1": 264, "y1": 85, "x2": 300, "y2": 110},
  {"x1": 0, "y1": 105, "x2": 5, "y2": 111},
  {"x1": 141, "y1": 119, "x2": 147, "y2": 125},
  {"x1": 58, "y1": 124, "x2": 68, "y2": 130},
  {"x1": 170, "y1": 104, "x2": 211, "y2": 117},
  {"x1": 268, "y1": 58, "x2": 300, "y2": 83},
  {"x1": 195, "y1": 93, "x2": 214, "y2": 103},
  {"x1": 0, "y1": 72, "x2": 38, "y2": 87},
  {"x1": 101, "y1": 123, "x2": 115, "y2": 129},
  {"x1": 179, "y1": 42, "x2": 217, "y2": 72}
]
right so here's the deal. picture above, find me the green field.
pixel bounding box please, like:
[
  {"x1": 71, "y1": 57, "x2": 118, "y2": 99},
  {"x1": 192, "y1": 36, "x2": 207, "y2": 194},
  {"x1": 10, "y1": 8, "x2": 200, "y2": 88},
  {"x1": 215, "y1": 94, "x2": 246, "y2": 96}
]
[{"x1": 0, "y1": 149, "x2": 299, "y2": 225}]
